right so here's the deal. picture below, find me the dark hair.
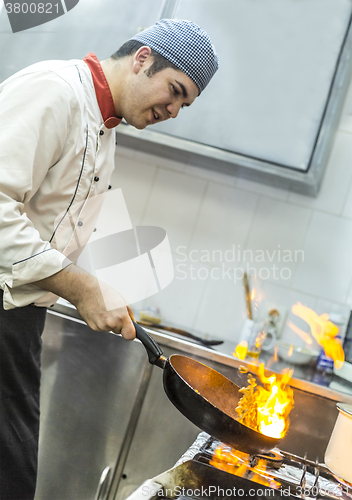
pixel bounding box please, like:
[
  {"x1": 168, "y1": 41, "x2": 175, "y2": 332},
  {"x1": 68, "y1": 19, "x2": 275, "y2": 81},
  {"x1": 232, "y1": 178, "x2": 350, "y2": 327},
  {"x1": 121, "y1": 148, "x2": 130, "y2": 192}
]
[{"x1": 111, "y1": 39, "x2": 179, "y2": 77}]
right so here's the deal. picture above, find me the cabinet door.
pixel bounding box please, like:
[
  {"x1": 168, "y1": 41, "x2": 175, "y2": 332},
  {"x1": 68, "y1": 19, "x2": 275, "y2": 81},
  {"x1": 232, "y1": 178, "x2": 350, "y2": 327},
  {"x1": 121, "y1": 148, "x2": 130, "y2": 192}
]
[
  {"x1": 35, "y1": 312, "x2": 149, "y2": 500},
  {"x1": 114, "y1": 345, "x2": 199, "y2": 500}
]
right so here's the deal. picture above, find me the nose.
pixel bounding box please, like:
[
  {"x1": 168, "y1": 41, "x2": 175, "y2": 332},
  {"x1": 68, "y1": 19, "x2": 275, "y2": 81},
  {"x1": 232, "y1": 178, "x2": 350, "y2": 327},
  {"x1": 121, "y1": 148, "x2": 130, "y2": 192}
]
[{"x1": 166, "y1": 102, "x2": 181, "y2": 119}]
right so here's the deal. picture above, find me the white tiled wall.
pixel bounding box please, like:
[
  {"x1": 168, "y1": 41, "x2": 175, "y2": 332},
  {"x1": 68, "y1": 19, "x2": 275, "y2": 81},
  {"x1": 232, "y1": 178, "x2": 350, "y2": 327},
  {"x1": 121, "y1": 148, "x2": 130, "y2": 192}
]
[{"x1": 111, "y1": 75, "x2": 352, "y2": 351}]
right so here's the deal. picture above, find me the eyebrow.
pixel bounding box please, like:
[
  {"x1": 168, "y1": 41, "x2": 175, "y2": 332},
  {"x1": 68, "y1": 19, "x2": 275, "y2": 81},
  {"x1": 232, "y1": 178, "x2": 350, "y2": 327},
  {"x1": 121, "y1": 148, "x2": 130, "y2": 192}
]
[{"x1": 175, "y1": 80, "x2": 188, "y2": 99}]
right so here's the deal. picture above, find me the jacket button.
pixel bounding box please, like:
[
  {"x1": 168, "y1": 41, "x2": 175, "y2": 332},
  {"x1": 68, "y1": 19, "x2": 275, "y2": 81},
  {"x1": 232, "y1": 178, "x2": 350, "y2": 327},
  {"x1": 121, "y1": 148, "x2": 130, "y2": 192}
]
[
  {"x1": 94, "y1": 176, "x2": 99, "y2": 182},
  {"x1": 99, "y1": 130, "x2": 104, "y2": 136},
  {"x1": 78, "y1": 221, "x2": 83, "y2": 227}
]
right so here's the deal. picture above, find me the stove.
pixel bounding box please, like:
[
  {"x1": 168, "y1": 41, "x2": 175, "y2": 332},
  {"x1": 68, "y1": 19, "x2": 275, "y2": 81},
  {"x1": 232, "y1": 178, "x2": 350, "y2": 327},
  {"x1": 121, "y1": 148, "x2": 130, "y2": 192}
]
[{"x1": 126, "y1": 433, "x2": 352, "y2": 500}]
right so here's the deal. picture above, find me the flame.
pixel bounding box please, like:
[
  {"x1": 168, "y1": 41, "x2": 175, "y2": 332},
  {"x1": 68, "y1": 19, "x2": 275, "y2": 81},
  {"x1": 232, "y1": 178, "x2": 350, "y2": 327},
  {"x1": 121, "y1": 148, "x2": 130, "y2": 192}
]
[
  {"x1": 209, "y1": 445, "x2": 281, "y2": 488},
  {"x1": 292, "y1": 303, "x2": 344, "y2": 368},
  {"x1": 234, "y1": 340, "x2": 248, "y2": 360},
  {"x1": 266, "y1": 346, "x2": 278, "y2": 369},
  {"x1": 236, "y1": 364, "x2": 294, "y2": 439},
  {"x1": 272, "y1": 345, "x2": 278, "y2": 362}
]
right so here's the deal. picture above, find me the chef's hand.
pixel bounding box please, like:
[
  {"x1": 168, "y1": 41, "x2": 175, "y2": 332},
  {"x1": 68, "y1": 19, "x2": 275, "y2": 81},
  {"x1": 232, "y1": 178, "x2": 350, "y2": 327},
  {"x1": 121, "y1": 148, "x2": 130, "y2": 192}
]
[
  {"x1": 74, "y1": 277, "x2": 136, "y2": 340},
  {"x1": 34, "y1": 264, "x2": 136, "y2": 340}
]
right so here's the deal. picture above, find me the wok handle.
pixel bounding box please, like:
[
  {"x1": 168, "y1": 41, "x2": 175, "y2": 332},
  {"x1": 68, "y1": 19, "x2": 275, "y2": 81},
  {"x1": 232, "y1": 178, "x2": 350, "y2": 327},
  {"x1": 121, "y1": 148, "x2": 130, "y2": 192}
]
[{"x1": 133, "y1": 321, "x2": 165, "y2": 366}]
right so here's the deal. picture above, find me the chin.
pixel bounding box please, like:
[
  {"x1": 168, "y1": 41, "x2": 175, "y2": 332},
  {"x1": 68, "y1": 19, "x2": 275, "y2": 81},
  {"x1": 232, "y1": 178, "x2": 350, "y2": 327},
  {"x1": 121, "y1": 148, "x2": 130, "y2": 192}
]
[
  {"x1": 124, "y1": 116, "x2": 148, "y2": 130},
  {"x1": 134, "y1": 123, "x2": 147, "y2": 130}
]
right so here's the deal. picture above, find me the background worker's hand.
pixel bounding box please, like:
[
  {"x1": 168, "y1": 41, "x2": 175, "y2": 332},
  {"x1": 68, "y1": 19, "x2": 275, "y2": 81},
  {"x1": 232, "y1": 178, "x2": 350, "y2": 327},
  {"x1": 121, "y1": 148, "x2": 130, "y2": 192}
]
[{"x1": 34, "y1": 264, "x2": 136, "y2": 340}]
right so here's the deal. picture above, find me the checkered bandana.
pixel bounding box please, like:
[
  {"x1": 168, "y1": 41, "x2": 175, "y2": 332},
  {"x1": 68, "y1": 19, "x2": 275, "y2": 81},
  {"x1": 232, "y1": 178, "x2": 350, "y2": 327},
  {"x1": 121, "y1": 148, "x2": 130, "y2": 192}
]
[{"x1": 131, "y1": 19, "x2": 219, "y2": 94}]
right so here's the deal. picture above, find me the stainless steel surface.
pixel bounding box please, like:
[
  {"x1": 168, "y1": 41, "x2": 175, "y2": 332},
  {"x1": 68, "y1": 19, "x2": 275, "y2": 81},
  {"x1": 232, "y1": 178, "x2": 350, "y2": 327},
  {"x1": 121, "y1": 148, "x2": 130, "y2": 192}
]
[
  {"x1": 106, "y1": 362, "x2": 154, "y2": 499},
  {"x1": 35, "y1": 311, "x2": 150, "y2": 500},
  {"x1": 95, "y1": 467, "x2": 111, "y2": 500},
  {"x1": 114, "y1": 345, "x2": 200, "y2": 500}
]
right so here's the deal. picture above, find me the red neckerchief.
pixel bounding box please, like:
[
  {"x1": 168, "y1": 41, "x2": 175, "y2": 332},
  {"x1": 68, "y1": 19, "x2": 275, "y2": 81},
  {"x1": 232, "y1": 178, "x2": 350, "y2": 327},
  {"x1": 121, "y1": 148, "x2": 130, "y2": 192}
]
[{"x1": 83, "y1": 52, "x2": 121, "y2": 129}]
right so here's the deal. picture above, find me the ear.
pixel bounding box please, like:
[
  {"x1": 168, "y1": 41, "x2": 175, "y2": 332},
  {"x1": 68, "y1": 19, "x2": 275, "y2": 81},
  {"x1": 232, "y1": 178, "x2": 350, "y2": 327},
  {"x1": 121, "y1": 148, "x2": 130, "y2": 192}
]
[{"x1": 132, "y1": 46, "x2": 152, "y2": 74}]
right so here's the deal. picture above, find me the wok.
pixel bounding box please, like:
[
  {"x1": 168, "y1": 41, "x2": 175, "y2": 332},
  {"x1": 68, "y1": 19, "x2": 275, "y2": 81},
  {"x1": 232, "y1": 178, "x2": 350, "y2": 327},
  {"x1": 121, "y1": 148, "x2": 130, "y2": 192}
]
[{"x1": 134, "y1": 322, "x2": 280, "y2": 455}]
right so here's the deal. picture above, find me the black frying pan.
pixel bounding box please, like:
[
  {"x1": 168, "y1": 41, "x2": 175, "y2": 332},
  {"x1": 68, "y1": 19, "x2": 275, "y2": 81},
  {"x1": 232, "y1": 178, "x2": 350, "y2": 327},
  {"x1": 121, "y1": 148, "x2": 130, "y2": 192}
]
[{"x1": 134, "y1": 322, "x2": 280, "y2": 455}]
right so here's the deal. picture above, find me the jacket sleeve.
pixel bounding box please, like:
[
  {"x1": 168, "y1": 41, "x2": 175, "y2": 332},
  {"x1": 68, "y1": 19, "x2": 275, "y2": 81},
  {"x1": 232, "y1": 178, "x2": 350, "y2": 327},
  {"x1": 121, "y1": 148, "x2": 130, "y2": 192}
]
[{"x1": 0, "y1": 69, "x2": 79, "y2": 307}]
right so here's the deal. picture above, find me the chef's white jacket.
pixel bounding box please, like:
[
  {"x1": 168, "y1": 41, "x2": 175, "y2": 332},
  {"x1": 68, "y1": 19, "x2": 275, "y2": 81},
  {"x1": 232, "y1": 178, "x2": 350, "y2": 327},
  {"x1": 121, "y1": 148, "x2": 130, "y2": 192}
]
[{"x1": 0, "y1": 59, "x2": 116, "y2": 309}]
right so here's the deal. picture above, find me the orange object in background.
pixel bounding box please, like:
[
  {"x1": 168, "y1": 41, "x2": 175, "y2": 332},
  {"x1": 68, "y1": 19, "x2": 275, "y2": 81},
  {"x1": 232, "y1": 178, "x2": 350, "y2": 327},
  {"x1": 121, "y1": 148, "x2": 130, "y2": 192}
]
[
  {"x1": 292, "y1": 303, "x2": 344, "y2": 369},
  {"x1": 234, "y1": 340, "x2": 248, "y2": 360}
]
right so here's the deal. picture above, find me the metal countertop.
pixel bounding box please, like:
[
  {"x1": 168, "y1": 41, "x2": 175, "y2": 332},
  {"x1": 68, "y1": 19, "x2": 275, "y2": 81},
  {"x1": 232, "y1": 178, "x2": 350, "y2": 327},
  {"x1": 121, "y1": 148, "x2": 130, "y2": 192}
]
[{"x1": 49, "y1": 303, "x2": 352, "y2": 405}]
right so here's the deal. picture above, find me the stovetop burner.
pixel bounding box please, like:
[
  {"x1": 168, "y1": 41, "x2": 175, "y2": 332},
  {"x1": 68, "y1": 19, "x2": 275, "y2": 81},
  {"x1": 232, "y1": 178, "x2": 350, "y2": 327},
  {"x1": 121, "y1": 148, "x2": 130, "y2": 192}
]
[
  {"x1": 256, "y1": 451, "x2": 284, "y2": 468},
  {"x1": 193, "y1": 436, "x2": 350, "y2": 500},
  {"x1": 199, "y1": 437, "x2": 284, "y2": 468},
  {"x1": 127, "y1": 433, "x2": 352, "y2": 500}
]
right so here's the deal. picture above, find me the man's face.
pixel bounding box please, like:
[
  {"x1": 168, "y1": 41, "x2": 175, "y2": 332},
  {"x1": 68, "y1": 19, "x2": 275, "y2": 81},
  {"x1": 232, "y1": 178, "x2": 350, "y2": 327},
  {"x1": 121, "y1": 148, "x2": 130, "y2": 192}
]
[{"x1": 120, "y1": 52, "x2": 199, "y2": 130}]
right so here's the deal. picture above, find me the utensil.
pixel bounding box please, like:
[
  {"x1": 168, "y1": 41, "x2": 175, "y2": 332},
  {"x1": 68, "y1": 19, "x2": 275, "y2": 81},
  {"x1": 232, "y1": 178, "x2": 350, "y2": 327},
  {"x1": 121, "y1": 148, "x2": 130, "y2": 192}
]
[
  {"x1": 133, "y1": 321, "x2": 281, "y2": 455},
  {"x1": 325, "y1": 402, "x2": 352, "y2": 483},
  {"x1": 138, "y1": 321, "x2": 224, "y2": 347},
  {"x1": 243, "y1": 272, "x2": 253, "y2": 320}
]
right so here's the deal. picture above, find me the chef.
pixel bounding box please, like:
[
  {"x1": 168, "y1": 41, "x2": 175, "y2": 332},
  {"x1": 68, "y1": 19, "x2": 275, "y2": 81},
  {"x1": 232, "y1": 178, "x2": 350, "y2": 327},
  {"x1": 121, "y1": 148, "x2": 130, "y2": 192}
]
[{"x1": 0, "y1": 18, "x2": 218, "y2": 500}]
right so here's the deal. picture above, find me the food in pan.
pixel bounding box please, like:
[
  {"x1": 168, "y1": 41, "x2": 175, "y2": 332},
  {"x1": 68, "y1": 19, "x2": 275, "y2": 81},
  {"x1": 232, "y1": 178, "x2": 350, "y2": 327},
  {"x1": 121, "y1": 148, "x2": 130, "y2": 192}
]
[{"x1": 236, "y1": 364, "x2": 294, "y2": 439}]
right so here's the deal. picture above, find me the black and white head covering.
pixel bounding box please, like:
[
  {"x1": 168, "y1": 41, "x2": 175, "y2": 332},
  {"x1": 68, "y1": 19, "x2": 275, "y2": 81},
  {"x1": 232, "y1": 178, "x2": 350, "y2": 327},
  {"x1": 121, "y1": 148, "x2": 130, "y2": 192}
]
[{"x1": 131, "y1": 19, "x2": 219, "y2": 94}]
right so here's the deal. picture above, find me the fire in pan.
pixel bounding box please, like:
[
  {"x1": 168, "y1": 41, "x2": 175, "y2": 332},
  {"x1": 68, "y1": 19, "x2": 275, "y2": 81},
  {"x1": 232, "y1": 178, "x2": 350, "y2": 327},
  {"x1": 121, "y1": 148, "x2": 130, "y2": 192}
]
[{"x1": 133, "y1": 322, "x2": 280, "y2": 456}]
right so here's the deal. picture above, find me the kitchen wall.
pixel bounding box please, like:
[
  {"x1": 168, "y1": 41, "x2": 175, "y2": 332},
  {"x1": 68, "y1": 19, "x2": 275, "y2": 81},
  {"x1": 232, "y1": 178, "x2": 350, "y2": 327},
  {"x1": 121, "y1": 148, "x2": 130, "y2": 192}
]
[{"x1": 111, "y1": 75, "x2": 352, "y2": 352}]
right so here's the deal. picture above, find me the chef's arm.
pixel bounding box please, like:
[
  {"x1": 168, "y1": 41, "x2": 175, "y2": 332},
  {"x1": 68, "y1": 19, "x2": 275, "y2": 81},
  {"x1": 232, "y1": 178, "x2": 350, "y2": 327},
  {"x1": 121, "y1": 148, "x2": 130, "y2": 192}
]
[
  {"x1": 0, "y1": 70, "x2": 85, "y2": 308},
  {"x1": 34, "y1": 264, "x2": 136, "y2": 340}
]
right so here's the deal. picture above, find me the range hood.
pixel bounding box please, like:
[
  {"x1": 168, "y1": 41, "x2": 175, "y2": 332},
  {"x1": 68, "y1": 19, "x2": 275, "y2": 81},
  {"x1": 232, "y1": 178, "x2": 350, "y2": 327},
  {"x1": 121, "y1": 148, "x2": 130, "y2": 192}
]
[{"x1": 116, "y1": 0, "x2": 352, "y2": 196}]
